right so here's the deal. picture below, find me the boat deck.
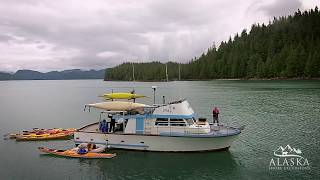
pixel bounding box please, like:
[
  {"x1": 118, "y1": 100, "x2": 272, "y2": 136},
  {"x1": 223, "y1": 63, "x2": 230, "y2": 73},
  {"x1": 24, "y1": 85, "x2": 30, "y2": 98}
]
[{"x1": 78, "y1": 122, "x2": 241, "y2": 137}]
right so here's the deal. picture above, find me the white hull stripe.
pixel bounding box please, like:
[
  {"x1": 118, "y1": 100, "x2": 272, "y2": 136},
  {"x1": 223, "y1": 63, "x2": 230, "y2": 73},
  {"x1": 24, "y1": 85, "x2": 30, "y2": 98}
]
[
  {"x1": 74, "y1": 141, "x2": 149, "y2": 148},
  {"x1": 159, "y1": 129, "x2": 241, "y2": 138},
  {"x1": 108, "y1": 143, "x2": 149, "y2": 148}
]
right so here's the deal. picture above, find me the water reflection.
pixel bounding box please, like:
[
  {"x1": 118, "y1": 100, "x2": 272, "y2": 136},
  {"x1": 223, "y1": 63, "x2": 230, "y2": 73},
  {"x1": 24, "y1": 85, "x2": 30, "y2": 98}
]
[
  {"x1": 1, "y1": 80, "x2": 319, "y2": 180},
  {"x1": 41, "y1": 150, "x2": 239, "y2": 179}
]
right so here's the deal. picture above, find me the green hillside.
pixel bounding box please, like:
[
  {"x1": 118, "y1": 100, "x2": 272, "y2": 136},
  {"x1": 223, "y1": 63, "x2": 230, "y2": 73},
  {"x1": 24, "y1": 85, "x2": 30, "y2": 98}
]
[{"x1": 105, "y1": 7, "x2": 320, "y2": 81}]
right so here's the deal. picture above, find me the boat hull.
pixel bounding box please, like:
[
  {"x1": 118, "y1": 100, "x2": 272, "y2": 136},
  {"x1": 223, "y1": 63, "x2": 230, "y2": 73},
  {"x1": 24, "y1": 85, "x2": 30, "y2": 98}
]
[{"x1": 74, "y1": 131, "x2": 239, "y2": 152}]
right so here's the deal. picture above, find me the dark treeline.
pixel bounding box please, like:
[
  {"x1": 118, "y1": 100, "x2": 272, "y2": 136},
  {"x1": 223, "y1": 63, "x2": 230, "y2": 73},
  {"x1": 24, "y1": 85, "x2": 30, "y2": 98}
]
[
  {"x1": 106, "y1": 62, "x2": 180, "y2": 81},
  {"x1": 105, "y1": 8, "x2": 320, "y2": 81}
]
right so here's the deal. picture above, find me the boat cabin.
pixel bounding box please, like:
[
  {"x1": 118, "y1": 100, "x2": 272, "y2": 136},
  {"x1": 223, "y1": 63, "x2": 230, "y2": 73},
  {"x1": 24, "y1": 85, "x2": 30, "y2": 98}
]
[
  {"x1": 82, "y1": 99, "x2": 211, "y2": 135},
  {"x1": 76, "y1": 99, "x2": 242, "y2": 152}
]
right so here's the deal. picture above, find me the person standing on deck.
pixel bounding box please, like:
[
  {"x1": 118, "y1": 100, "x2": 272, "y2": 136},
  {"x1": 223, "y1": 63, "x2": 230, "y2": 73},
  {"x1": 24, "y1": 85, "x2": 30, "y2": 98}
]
[
  {"x1": 108, "y1": 114, "x2": 116, "y2": 132},
  {"x1": 212, "y1": 107, "x2": 220, "y2": 124},
  {"x1": 130, "y1": 89, "x2": 136, "y2": 102},
  {"x1": 99, "y1": 119, "x2": 108, "y2": 133}
]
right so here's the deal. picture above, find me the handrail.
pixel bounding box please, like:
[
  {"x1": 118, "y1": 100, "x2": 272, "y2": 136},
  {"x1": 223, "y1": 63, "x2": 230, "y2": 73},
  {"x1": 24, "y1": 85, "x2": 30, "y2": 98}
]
[
  {"x1": 149, "y1": 123, "x2": 240, "y2": 136},
  {"x1": 140, "y1": 117, "x2": 241, "y2": 137}
]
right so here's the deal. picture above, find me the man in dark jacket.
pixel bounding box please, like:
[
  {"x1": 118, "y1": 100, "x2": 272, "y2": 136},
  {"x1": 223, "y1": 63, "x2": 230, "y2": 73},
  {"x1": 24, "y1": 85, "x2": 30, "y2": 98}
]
[
  {"x1": 212, "y1": 107, "x2": 220, "y2": 124},
  {"x1": 109, "y1": 114, "x2": 116, "y2": 132}
]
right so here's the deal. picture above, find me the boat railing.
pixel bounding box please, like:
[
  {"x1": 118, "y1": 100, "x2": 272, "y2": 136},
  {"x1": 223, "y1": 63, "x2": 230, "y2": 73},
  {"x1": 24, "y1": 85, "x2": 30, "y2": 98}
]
[{"x1": 153, "y1": 123, "x2": 239, "y2": 136}]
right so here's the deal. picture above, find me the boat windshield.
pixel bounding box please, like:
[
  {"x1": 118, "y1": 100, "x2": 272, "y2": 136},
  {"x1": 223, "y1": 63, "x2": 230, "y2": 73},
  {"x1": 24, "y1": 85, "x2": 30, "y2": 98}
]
[{"x1": 170, "y1": 118, "x2": 186, "y2": 126}]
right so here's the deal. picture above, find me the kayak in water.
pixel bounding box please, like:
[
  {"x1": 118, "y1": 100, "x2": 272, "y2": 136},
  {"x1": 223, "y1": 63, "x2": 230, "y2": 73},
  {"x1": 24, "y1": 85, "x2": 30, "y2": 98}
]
[
  {"x1": 8, "y1": 128, "x2": 76, "y2": 139},
  {"x1": 38, "y1": 147, "x2": 116, "y2": 159},
  {"x1": 15, "y1": 131, "x2": 74, "y2": 141}
]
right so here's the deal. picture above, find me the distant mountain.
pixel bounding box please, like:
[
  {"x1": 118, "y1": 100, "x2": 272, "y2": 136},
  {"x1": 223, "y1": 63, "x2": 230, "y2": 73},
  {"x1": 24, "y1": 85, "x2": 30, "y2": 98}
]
[
  {"x1": 0, "y1": 69, "x2": 106, "y2": 80},
  {"x1": 0, "y1": 72, "x2": 13, "y2": 80},
  {"x1": 14, "y1": 70, "x2": 46, "y2": 80}
]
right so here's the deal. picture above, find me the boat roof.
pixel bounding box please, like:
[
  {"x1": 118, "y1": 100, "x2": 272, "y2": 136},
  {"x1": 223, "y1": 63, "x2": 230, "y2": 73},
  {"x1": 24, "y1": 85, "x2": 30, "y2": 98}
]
[{"x1": 85, "y1": 99, "x2": 195, "y2": 118}]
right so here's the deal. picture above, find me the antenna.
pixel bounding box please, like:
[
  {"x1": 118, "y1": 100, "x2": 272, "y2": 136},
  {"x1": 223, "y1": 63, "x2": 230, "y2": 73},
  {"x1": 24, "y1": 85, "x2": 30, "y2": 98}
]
[{"x1": 152, "y1": 86, "x2": 157, "y2": 104}]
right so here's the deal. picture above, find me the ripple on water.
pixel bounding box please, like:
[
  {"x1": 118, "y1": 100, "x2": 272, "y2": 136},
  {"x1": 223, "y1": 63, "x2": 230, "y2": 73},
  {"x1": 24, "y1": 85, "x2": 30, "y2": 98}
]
[{"x1": 0, "y1": 80, "x2": 319, "y2": 180}]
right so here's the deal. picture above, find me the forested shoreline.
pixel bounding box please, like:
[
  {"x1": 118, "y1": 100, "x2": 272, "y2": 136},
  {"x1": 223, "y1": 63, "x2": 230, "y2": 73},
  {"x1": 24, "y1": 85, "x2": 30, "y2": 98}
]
[{"x1": 105, "y1": 8, "x2": 320, "y2": 81}]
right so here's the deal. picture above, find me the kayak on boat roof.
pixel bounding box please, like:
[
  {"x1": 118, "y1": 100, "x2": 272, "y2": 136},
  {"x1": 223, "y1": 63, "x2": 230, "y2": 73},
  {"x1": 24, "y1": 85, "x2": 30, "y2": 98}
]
[{"x1": 99, "y1": 92, "x2": 146, "y2": 100}]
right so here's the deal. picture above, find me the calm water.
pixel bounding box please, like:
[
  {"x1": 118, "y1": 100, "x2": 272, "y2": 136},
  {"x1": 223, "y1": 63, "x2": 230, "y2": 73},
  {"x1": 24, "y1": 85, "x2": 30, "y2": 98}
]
[{"x1": 0, "y1": 80, "x2": 319, "y2": 180}]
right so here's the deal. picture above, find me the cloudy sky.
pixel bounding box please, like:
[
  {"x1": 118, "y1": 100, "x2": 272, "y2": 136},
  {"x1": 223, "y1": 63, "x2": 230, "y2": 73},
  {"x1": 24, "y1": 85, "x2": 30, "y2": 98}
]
[{"x1": 0, "y1": 0, "x2": 318, "y2": 72}]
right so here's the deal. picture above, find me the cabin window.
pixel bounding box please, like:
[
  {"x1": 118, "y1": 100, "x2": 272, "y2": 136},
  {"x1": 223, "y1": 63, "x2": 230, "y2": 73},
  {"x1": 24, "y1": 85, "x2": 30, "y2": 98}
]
[
  {"x1": 185, "y1": 118, "x2": 195, "y2": 125},
  {"x1": 169, "y1": 118, "x2": 186, "y2": 126},
  {"x1": 155, "y1": 118, "x2": 168, "y2": 126}
]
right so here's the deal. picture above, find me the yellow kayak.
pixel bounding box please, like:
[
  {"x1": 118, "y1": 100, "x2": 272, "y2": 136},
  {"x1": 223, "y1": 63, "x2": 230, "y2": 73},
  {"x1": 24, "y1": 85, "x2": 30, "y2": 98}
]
[
  {"x1": 9, "y1": 128, "x2": 76, "y2": 139},
  {"x1": 100, "y1": 92, "x2": 146, "y2": 100},
  {"x1": 38, "y1": 147, "x2": 116, "y2": 159},
  {"x1": 15, "y1": 132, "x2": 73, "y2": 141}
]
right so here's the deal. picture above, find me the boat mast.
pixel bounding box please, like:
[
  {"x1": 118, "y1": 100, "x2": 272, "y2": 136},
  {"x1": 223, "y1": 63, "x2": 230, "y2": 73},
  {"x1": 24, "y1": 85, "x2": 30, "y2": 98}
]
[
  {"x1": 178, "y1": 63, "x2": 181, "y2": 81},
  {"x1": 132, "y1": 63, "x2": 135, "y2": 81},
  {"x1": 132, "y1": 63, "x2": 136, "y2": 102},
  {"x1": 165, "y1": 63, "x2": 168, "y2": 82}
]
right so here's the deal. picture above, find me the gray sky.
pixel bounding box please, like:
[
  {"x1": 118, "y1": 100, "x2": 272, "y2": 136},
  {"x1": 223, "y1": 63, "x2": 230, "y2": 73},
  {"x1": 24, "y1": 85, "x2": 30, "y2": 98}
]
[{"x1": 0, "y1": 0, "x2": 318, "y2": 72}]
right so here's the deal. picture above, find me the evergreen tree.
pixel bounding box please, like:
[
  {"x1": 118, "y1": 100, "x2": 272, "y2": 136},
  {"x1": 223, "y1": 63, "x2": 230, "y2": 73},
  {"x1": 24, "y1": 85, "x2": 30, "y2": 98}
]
[{"x1": 105, "y1": 7, "x2": 320, "y2": 80}]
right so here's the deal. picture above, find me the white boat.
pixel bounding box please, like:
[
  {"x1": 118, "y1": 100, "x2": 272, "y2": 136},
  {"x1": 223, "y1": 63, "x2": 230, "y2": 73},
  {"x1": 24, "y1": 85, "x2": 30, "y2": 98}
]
[{"x1": 75, "y1": 99, "x2": 241, "y2": 152}]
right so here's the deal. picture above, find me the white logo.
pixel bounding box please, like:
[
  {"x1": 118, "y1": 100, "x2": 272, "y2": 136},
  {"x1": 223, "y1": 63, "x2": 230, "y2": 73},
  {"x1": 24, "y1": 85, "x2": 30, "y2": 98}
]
[
  {"x1": 269, "y1": 145, "x2": 310, "y2": 171},
  {"x1": 274, "y1": 144, "x2": 302, "y2": 158}
]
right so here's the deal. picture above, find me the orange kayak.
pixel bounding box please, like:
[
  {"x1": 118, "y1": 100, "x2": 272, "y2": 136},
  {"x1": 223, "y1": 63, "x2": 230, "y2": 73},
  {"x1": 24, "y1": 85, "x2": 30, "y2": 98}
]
[
  {"x1": 15, "y1": 132, "x2": 73, "y2": 141},
  {"x1": 38, "y1": 147, "x2": 116, "y2": 159},
  {"x1": 10, "y1": 128, "x2": 76, "y2": 139}
]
